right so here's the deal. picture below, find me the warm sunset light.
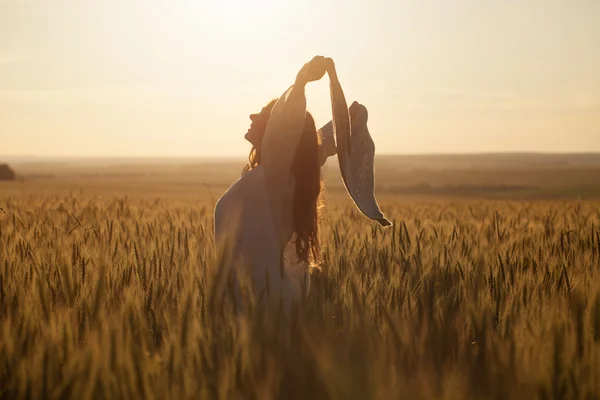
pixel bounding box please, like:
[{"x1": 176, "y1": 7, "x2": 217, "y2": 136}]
[
  {"x1": 207, "y1": 0, "x2": 278, "y2": 17},
  {"x1": 1, "y1": 0, "x2": 599, "y2": 157},
  {"x1": 3, "y1": 2, "x2": 600, "y2": 399}
]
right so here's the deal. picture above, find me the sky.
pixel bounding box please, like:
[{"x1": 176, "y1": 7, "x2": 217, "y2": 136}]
[{"x1": 1, "y1": 0, "x2": 599, "y2": 157}]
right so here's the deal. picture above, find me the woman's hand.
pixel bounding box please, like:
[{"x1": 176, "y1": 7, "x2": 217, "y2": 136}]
[{"x1": 295, "y1": 56, "x2": 333, "y2": 87}]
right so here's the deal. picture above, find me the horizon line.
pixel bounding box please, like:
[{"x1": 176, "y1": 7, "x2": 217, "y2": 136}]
[{"x1": 3, "y1": 151, "x2": 600, "y2": 161}]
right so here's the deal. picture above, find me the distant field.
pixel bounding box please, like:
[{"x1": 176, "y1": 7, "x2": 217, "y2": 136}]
[
  {"x1": 1, "y1": 154, "x2": 600, "y2": 399},
  {"x1": 4, "y1": 153, "x2": 600, "y2": 199}
]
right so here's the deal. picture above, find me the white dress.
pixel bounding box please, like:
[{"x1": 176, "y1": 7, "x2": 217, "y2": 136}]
[{"x1": 214, "y1": 83, "x2": 312, "y2": 316}]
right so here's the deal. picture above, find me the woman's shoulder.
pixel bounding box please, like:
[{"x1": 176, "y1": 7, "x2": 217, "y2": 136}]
[
  {"x1": 216, "y1": 166, "x2": 264, "y2": 205},
  {"x1": 215, "y1": 165, "x2": 294, "y2": 213}
]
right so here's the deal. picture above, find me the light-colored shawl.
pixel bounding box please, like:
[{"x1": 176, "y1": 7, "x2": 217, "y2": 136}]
[{"x1": 319, "y1": 69, "x2": 392, "y2": 227}]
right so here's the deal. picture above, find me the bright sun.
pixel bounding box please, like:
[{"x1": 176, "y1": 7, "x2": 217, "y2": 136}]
[
  {"x1": 196, "y1": 0, "x2": 280, "y2": 17},
  {"x1": 181, "y1": 0, "x2": 284, "y2": 36},
  {"x1": 217, "y1": 0, "x2": 294, "y2": 44},
  {"x1": 216, "y1": 0, "x2": 259, "y2": 11}
]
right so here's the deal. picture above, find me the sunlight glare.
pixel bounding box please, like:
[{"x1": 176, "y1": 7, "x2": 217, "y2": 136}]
[{"x1": 186, "y1": 0, "x2": 283, "y2": 33}]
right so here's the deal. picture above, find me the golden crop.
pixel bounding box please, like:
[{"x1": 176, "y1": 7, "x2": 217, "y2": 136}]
[{"x1": 1, "y1": 192, "x2": 600, "y2": 399}]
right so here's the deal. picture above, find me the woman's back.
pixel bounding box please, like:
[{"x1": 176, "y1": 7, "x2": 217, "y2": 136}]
[
  {"x1": 214, "y1": 165, "x2": 295, "y2": 265},
  {"x1": 214, "y1": 157, "x2": 307, "y2": 314}
]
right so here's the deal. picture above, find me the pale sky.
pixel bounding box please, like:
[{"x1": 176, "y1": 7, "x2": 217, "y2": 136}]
[{"x1": 1, "y1": 0, "x2": 599, "y2": 157}]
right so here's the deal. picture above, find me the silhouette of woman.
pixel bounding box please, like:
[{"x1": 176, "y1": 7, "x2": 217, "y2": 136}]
[{"x1": 214, "y1": 56, "x2": 389, "y2": 317}]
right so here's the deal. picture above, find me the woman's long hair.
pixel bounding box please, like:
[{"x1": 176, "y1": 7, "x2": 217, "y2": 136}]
[{"x1": 244, "y1": 99, "x2": 322, "y2": 265}]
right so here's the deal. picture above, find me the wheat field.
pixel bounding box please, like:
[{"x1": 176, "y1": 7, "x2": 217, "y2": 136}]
[{"x1": 1, "y1": 170, "x2": 600, "y2": 399}]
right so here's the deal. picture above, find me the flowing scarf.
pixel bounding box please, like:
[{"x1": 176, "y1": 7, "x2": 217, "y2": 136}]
[{"x1": 326, "y1": 68, "x2": 392, "y2": 227}]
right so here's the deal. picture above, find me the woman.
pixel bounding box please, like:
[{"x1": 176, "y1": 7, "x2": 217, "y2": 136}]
[
  {"x1": 213, "y1": 56, "x2": 335, "y2": 314},
  {"x1": 214, "y1": 56, "x2": 389, "y2": 317}
]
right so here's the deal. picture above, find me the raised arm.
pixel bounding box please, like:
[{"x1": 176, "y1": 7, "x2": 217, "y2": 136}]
[
  {"x1": 261, "y1": 56, "x2": 331, "y2": 187},
  {"x1": 260, "y1": 84, "x2": 306, "y2": 187}
]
